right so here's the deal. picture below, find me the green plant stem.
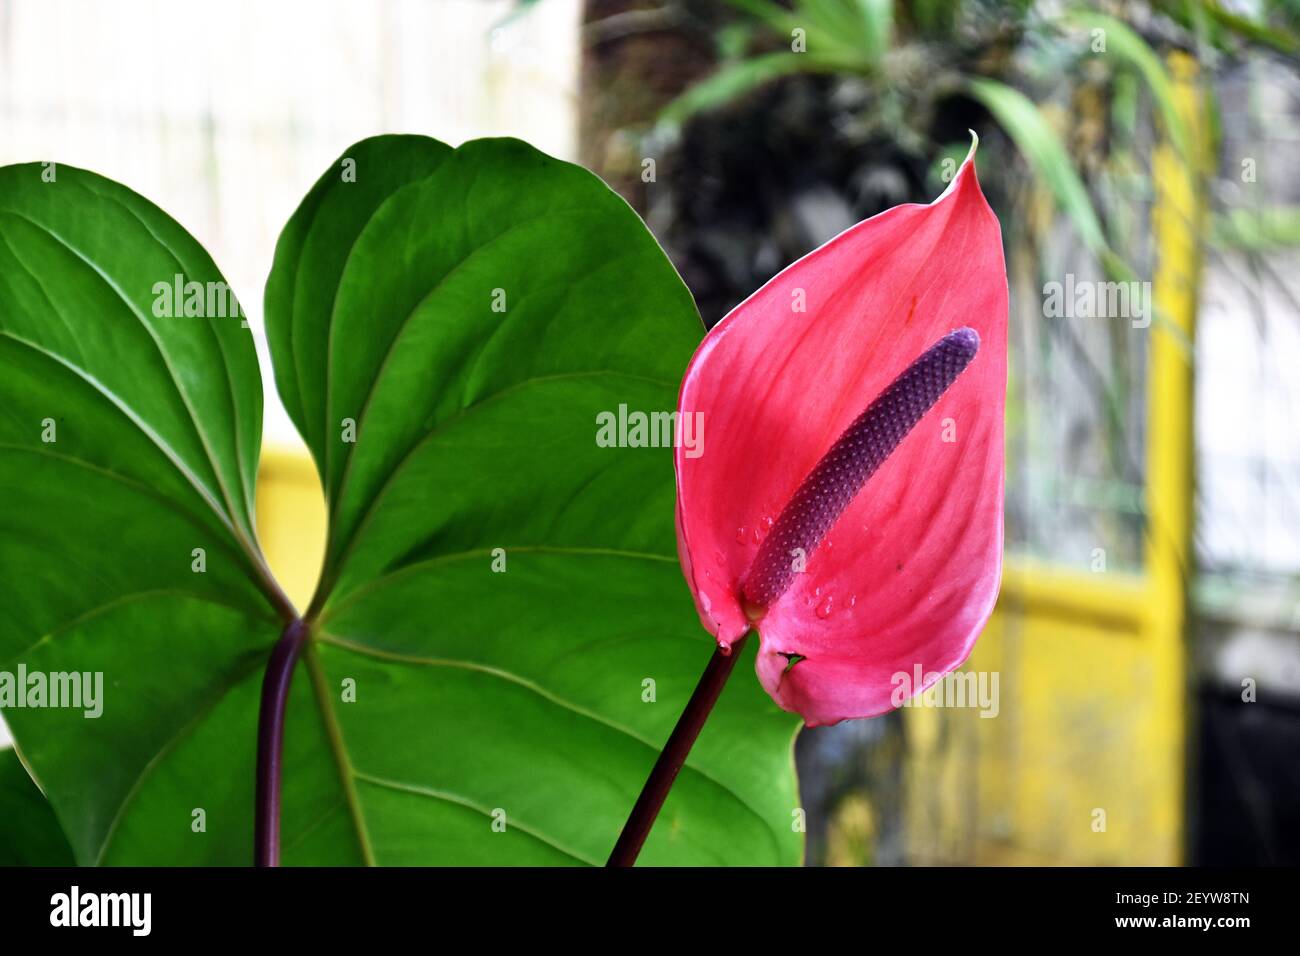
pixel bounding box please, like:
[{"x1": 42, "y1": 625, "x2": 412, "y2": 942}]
[
  {"x1": 607, "y1": 630, "x2": 751, "y2": 866},
  {"x1": 254, "y1": 618, "x2": 309, "y2": 866}
]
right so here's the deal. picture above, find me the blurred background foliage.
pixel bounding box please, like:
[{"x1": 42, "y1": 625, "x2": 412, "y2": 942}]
[
  {"x1": 579, "y1": 0, "x2": 1298, "y2": 575},
  {"x1": 571, "y1": 0, "x2": 1300, "y2": 865}
]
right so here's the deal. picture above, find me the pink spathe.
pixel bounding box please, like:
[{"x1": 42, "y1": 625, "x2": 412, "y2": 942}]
[{"x1": 673, "y1": 141, "x2": 1008, "y2": 727}]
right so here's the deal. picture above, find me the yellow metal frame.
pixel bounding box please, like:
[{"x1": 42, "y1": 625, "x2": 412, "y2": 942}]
[{"x1": 900, "y1": 53, "x2": 1205, "y2": 865}]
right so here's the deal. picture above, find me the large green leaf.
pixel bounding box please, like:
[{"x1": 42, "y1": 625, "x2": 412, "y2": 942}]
[
  {"x1": 266, "y1": 136, "x2": 802, "y2": 865},
  {"x1": 0, "y1": 747, "x2": 74, "y2": 865},
  {"x1": 0, "y1": 137, "x2": 802, "y2": 866},
  {"x1": 0, "y1": 162, "x2": 323, "y2": 865}
]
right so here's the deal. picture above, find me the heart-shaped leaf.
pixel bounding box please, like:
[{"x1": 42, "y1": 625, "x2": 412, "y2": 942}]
[
  {"x1": 0, "y1": 137, "x2": 802, "y2": 865},
  {"x1": 0, "y1": 162, "x2": 311, "y2": 863},
  {"x1": 265, "y1": 136, "x2": 802, "y2": 865}
]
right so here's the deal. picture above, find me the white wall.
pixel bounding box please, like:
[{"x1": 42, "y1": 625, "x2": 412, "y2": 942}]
[{"x1": 0, "y1": 0, "x2": 581, "y2": 446}]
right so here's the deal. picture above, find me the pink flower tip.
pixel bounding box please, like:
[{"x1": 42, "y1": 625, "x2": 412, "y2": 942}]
[{"x1": 674, "y1": 157, "x2": 1007, "y2": 726}]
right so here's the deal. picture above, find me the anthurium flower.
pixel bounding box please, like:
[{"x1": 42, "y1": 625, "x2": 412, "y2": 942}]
[{"x1": 674, "y1": 139, "x2": 1007, "y2": 727}]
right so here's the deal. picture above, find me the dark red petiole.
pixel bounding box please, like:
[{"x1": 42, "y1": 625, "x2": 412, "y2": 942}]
[{"x1": 254, "y1": 618, "x2": 309, "y2": 866}]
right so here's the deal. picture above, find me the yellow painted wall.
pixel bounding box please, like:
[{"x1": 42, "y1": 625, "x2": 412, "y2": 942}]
[
  {"x1": 254, "y1": 448, "x2": 326, "y2": 614},
  {"x1": 903, "y1": 564, "x2": 1177, "y2": 865}
]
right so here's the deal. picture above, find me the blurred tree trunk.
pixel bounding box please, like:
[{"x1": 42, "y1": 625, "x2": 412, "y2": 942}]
[{"x1": 578, "y1": 1, "x2": 717, "y2": 212}]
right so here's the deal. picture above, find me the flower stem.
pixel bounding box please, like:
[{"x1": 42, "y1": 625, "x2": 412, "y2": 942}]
[
  {"x1": 607, "y1": 630, "x2": 751, "y2": 866},
  {"x1": 254, "y1": 617, "x2": 309, "y2": 867}
]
